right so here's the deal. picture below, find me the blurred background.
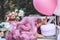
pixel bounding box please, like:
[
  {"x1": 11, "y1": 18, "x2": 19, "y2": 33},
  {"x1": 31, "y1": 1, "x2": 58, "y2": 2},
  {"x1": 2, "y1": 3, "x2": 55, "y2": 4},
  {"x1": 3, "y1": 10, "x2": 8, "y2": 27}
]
[{"x1": 0, "y1": 0, "x2": 55, "y2": 22}]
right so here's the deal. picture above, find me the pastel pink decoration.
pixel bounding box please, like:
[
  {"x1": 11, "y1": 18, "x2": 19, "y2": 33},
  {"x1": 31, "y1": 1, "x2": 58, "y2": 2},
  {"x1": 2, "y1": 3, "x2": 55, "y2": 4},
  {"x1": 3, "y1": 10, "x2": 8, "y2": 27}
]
[
  {"x1": 17, "y1": 17, "x2": 37, "y2": 40},
  {"x1": 54, "y1": 0, "x2": 60, "y2": 16},
  {"x1": 41, "y1": 24, "x2": 56, "y2": 36},
  {"x1": 33, "y1": 0, "x2": 57, "y2": 15}
]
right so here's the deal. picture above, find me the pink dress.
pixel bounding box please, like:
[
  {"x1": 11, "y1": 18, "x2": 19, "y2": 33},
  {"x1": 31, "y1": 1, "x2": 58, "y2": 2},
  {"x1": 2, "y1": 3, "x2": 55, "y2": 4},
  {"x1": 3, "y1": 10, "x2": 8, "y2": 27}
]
[
  {"x1": 18, "y1": 17, "x2": 37, "y2": 40},
  {"x1": 6, "y1": 21, "x2": 21, "y2": 40},
  {"x1": 6, "y1": 17, "x2": 38, "y2": 40}
]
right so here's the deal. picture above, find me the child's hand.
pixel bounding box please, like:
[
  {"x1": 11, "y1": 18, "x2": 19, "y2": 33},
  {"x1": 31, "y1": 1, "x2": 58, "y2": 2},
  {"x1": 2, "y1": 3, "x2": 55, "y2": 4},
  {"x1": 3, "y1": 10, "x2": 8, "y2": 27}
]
[
  {"x1": 43, "y1": 16, "x2": 48, "y2": 24},
  {"x1": 36, "y1": 33, "x2": 44, "y2": 38},
  {"x1": 6, "y1": 17, "x2": 9, "y2": 21},
  {"x1": 0, "y1": 32, "x2": 4, "y2": 37},
  {"x1": 37, "y1": 16, "x2": 48, "y2": 27}
]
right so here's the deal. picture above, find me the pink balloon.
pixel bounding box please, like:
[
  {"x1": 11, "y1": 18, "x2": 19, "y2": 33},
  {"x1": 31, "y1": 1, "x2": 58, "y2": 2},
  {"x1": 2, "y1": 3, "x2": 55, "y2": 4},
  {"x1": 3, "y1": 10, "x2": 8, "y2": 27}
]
[
  {"x1": 54, "y1": 0, "x2": 60, "y2": 16},
  {"x1": 33, "y1": 0, "x2": 57, "y2": 16}
]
